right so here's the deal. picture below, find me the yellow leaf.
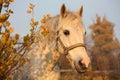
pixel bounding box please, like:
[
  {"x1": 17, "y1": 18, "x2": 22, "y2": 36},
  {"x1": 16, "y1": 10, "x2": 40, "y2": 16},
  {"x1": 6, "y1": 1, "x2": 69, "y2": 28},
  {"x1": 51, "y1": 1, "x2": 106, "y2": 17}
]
[
  {"x1": 41, "y1": 19, "x2": 46, "y2": 23},
  {"x1": 31, "y1": 18, "x2": 34, "y2": 23},
  {"x1": 10, "y1": 0, "x2": 14, "y2": 2},
  {"x1": 9, "y1": 27, "x2": 14, "y2": 33},
  {"x1": 30, "y1": 18, "x2": 35, "y2": 27},
  {"x1": 30, "y1": 22, "x2": 34, "y2": 27},
  {"x1": 0, "y1": 0, "x2": 3, "y2": 4},
  {"x1": 27, "y1": 10, "x2": 32, "y2": 14},
  {"x1": 5, "y1": 21, "x2": 11, "y2": 27},
  {"x1": 45, "y1": 27, "x2": 49, "y2": 32},
  {"x1": 29, "y1": 3, "x2": 35, "y2": 9},
  {"x1": 41, "y1": 31, "x2": 47, "y2": 36},
  {"x1": 44, "y1": 15, "x2": 47, "y2": 20},
  {"x1": 0, "y1": 22, "x2": 2, "y2": 27},
  {"x1": 0, "y1": 14, "x2": 9, "y2": 22},
  {"x1": 1, "y1": 35, "x2": 7, "y2": 44},
  {"x1": 47, "y1": 14, "x2": 51, "y2": 17},
  {"x1": 23, "y1": 35, "x2": 29, "y2": 42},
  {"x1": 7, "y1": 37, "x2": 12, "y2": 46},
  {"x1": 9, "y1": 9, "x2": 14, "y2": 14},
  {"x1": 34, "y1": 21, "x2": 38, "y2": 26},
  {"x1": 40, "y1": 25, "x2": 45, "y2": 30},
  {"x1": 15, "y1": 34, "x2": 19, "y2": 40}
]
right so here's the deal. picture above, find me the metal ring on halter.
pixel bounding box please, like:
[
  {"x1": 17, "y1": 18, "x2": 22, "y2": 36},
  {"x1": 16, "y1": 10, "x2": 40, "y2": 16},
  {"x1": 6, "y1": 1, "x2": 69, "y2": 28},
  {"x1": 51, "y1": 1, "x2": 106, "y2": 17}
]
[{"x1": 57, "y1": 37, "x2": 86, "y2": 55}]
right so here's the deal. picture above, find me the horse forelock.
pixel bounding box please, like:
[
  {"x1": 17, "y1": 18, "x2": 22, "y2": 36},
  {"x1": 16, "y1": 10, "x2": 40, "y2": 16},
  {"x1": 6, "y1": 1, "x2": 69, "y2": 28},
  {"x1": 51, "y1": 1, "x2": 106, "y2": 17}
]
[{"x1": 58, "y1": 11, "x2": 83, "y2": 30}]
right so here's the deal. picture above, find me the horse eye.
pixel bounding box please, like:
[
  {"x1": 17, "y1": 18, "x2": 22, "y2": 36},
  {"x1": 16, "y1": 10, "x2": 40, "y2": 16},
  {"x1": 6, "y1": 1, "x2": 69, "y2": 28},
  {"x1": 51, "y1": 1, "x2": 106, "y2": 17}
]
[
  {"x1": 85, "y1": 32, "x2": 86, "y2": 35},
  {"x1": 63, "y1": 30, "x2": 70, "y2": 36}
]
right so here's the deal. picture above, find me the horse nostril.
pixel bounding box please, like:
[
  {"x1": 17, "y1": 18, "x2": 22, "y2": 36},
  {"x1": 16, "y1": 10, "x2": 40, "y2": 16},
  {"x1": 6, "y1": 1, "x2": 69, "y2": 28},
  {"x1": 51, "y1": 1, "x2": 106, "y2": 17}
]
[
  {"x1": 74, "y1": 60, "x2": 88, "y2": 73},
  {"x1": 79, "y1": 60, "x2": 87, "y2": 70}
]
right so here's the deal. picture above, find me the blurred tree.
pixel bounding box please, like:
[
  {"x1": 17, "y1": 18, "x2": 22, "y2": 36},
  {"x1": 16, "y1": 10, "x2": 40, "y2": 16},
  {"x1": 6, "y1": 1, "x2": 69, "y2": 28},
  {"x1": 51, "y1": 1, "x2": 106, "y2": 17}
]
[{"x1": 89, "y1": 15, "x2": 120, "y2": 71}]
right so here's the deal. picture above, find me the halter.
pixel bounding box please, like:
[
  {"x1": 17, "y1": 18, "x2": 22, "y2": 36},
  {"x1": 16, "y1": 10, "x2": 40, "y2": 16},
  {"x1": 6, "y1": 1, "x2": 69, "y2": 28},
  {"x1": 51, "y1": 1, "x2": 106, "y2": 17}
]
[{"x1": 57, "y1": 37, "x2": 86, "y2": 55}]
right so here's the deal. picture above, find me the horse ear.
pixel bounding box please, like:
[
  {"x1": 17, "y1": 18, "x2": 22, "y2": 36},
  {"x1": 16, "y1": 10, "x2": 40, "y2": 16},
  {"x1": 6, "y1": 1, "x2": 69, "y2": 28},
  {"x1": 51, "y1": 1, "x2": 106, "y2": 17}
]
[
  {"x1": 60, "y1": 4, "x2": 66, "y2": 18},
  {"x1": 77, "y1": 6, "x2": 83, "y2": 17}
]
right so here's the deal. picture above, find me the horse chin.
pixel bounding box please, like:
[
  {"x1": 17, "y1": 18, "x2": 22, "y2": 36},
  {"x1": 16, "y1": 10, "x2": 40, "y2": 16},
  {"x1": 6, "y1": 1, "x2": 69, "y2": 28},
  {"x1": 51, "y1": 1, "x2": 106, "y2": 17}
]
[{"x1": 74, "y1": 61, "x2": 87, "y2": 73}]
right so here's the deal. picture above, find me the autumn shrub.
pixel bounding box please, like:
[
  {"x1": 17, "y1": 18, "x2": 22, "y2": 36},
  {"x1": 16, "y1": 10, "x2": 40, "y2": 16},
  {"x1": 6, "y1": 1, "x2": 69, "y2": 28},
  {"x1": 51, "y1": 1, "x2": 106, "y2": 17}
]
[{"x1": 0, "y1": 1, "x2": 38, "y2": 80}]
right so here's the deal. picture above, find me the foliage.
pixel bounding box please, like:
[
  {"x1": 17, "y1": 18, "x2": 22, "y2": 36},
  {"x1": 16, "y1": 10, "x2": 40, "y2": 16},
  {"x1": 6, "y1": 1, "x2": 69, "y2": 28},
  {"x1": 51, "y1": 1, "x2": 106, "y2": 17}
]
[
  {"x1": 3, "y1": 3, "x2": 51, "y2": 80},
  {"x1": 40, "y1": 14, "x2": 50, "y2": 36},
  {"x1": 0, "y1": 2, "x2": 38, "y2": 80},
  {"x1": 89, "y1": 16, "x2": 120, "y2": 54},
  {"x1": 88, "y1": 15, "x2": 120, "y2": 79}
]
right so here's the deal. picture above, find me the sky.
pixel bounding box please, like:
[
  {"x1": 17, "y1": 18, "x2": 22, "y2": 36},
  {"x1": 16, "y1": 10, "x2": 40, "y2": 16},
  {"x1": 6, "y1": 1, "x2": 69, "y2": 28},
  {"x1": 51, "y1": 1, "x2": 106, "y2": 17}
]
[{"x1": 8, "y1": 0, "x2": 120, "y2": 40}]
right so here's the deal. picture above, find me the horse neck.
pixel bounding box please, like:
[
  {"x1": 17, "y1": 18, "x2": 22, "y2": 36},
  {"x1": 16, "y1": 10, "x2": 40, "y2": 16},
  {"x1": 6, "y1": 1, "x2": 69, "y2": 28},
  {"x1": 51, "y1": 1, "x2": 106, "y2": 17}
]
[
  {"x1": 28, "y1": 38, "x2": 60, "y2": 80},
  {"x1": 37, "y1": 44, "x2": 60, "y2": 80},
  {"x1": 28, "y1": 16, "x2": 61, "y2": 80}
]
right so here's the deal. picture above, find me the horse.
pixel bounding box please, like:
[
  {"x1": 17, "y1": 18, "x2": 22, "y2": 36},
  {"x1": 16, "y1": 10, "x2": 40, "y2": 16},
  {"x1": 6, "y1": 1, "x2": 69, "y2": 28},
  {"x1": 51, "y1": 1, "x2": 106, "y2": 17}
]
[{"x1": 27, "y1": 4, "x2": 90, "y2": 80}]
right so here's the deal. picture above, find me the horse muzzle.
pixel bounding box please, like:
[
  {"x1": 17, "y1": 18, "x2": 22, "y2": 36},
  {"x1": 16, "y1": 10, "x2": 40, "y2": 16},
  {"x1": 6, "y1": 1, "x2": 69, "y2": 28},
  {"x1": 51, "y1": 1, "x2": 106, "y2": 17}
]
[{"x1": 74, "y1": 60, "x2": 88, "y2": 73}]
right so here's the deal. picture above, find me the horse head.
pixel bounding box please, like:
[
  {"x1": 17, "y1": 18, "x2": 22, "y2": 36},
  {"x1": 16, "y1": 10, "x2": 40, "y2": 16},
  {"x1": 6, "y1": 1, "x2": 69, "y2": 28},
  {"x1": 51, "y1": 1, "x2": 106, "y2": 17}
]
[{"x1": 57, "y1": 4, "x2": 90, "y2": 73}]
